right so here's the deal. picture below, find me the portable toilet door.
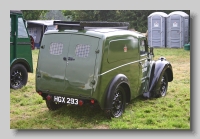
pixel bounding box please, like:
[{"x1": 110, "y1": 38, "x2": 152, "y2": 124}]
[
  {"x1": 166, "y1": 11, "x2": 189, "y2": 48},
  {"x1": 148, "y1": 12, "x2": 168, "y2": 48}
]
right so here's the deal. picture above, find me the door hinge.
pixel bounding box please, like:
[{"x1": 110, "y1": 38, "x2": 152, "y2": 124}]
[
  {"x1": 95, "y1": 49, "x2": 99, "y2": 54},
  {"x1": 91, "y1": 80, "x2": 96, "y2": 85}
]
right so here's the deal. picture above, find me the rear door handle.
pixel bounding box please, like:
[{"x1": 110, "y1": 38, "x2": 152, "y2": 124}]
[
  {"x1": 68, "y1": 57, "x2": 75, "y2": 61},
  {"x1": 63, "y1": 57, "x2": 67, "y2": 61}
]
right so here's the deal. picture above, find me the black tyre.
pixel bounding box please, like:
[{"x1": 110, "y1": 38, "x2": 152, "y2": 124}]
[
  {"x1": 46, "y1": 100, "x2": 63, "y2": 111},
  {"x1": 10, "y1": 64, "x2": 28, "y2": 89},
  {"x1": 105, "y1": 86, "x2": 126, "y2": 118},
  {"x1": 157, "y1": 72, "x2": 168, "y2": 97}
]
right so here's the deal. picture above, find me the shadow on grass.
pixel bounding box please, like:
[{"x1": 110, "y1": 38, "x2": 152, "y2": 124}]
[
  {"x1": 11, "y1": 95, "x2": 158, "y2": 129},
  {"x1": 11, "y1": 102, "x2": 110, "y2": 129},
  {"x1": 48, "y1": 95, "x2": 152, "y2": 122}
]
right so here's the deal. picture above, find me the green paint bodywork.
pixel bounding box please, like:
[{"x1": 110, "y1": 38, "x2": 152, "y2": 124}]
[
  {"x1": 10, "y1": 10, "x2": 33, "y2": 72},
  {"x1": 36, "y1": 28, "x2": 152, "y2": 109}
]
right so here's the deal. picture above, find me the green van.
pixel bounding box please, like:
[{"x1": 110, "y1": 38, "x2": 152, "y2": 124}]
[
  {"x1": 35, "y1": 21, "x2": 173, "y2": 118},
  {"x1": 10, "y1": 10, "x2": 33, "y2": 89}
]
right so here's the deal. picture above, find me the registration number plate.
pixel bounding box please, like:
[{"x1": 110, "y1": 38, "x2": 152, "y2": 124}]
[{"x1": 53, "y1": 96, "x2": 78, "y2": 105}]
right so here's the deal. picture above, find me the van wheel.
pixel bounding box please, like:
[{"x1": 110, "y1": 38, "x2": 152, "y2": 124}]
[
  {"x1": 46, "y1": 100, "x2": 63, "y2": 111},
  {"x1": 157, "y1": 72, "x2": 168, "y2": 97},
  {"x1": 10, "y1": 64, "x2": 28, "y2": 89},
  {"x1": 105, "y1": 86, "x2": 126, "y2": 119}
]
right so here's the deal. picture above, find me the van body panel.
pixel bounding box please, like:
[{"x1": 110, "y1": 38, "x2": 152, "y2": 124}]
[
  {"x1": 10, "y1": 11, "x2": 33, "y2": 72},
  {"x1": 36, "y1": 33, "x2": 99, "y2": 97},
  {"x1": 10, "y1": 10, "x2": 33, "y2": 89},
  {"x1": 36, "y1": 26, "x2": 173, "y2": 113},
  {"x1": 36, "y1": 34, "x2": 71, "y2": 93}
]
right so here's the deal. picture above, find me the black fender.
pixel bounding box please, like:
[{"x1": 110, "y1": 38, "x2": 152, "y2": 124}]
[
  {"x1": 143, "y1": 57, "x2": 173, "y2": 98},
  {"x1": 104, "y1": 74, "x2": 130, "y2": 110},
  {"x1": 10, "y1": 58, "x2": 33, "y2": 73}
]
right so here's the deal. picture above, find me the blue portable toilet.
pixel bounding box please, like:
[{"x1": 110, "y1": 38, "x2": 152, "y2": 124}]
[
  {"x1": 166, "y1": 11, "x2": 189, "y2": 48},
  {"x1": 148, "y1": 12, "x2": 168, "y2": 48}
]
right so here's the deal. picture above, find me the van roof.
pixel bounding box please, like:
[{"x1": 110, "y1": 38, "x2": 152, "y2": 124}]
[
  {"x1": 45, "y1": 28, "x2": 145, "y2": 39},
  {"x1": 27, "y1": 20, "x2": 60, "y2": 26},
  {"x1": 44, "y1": 21, "x2": 145, "y2": 38}
]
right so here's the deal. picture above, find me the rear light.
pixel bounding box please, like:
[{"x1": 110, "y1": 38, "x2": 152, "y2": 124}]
[
  {"x1": 78, "y1": 100, "x2": 84, "y2": 106},
  {"x1": 91, "y1": 99, "x2": 95, "y2": 104},
  {"x1": 38, "y1": 92, "x2": 42, "y2": 95},
  {"x1": 46, "y1": 95, "x2": 52, "y2": 101}
]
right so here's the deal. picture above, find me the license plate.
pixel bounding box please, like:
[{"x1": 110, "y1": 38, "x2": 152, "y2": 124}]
[{"x1": 53, "y1": 96, "x2": 78, "y2": 105}]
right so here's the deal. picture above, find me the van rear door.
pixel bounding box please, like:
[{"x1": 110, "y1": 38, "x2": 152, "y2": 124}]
[
  {"x1": 64, "y1": 34, "x2": 99, "y2": 97},
  {"x1": 36, "y1": 34, "x2": 71, "y2": 93}
]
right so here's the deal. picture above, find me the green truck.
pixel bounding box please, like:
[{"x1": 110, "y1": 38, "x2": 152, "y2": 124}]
[
  {"x1": 35, "y1": 21, "x2": 173, "y2": 118},
  {"x1": 10, "y1": 10, "x2": 33, "y2": 89}
]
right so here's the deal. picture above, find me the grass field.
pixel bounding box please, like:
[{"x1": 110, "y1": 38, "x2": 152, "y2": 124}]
[{"x1": 10, "y1": 48, "x2": 190, "y2": 129}]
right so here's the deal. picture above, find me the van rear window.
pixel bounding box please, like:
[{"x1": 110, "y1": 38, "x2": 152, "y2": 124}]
[
  {"x1": 49, "y1": 42, "x2": 63, "y2": 55},
  {"x1": 75, "y1": 44, "x2": 90, "y2": 58}
]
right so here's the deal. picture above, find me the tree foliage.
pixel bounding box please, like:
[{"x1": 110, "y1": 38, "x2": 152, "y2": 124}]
[
  {"x1": 62, "y1": 10, "x2": 190, "y2": 32},
  {"x1": 21, "y1": 10, "x2": 49, "y2": 20},
  {"x1": 44, "y1": 10, "x2": 69, "y2": 20},
  {"x1": 22, "y1": 10, "x2": 190, "y2": 33}
]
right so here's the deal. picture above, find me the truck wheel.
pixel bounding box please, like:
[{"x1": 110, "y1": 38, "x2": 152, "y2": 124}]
[
  {"x1": 157, "y1": 72, "x2": 168, "y2": 97},
  {"x1": 105, "y1": 86, "x2": 126, "y2": 118},
  {"x1": 45, "y1": 100, "x2": 63, "y2": 111},
  {"x1": 10, "y1": 64, "x2": 28, "y2": 89}
]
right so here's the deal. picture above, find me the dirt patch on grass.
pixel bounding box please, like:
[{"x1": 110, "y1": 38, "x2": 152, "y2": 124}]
[{"x1": 92, "y1": 124, "x2": 110, "y2": 129}]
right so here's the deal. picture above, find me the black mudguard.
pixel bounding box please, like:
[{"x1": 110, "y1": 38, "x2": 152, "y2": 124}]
[
  {"x1": 143, "y1": 57, "x2": 173, "y2": 98},
  {"x1": 11, "y1": 58, "x2": 33, "y2": 73},
  {"x1": 104, "y1": 74, "x2": 130, "y2": 110}
]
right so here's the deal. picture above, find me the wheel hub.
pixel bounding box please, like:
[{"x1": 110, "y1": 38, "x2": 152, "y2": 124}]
[
  {"x1": 112, "y1": 91, "x2": 123, "y2": 117},
  {"x1": 11, "y1": 70, "x2": 22, "y2": 87},
  {"x1": 160, "y1": 77, "x2": 166, "y2": 96}
]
